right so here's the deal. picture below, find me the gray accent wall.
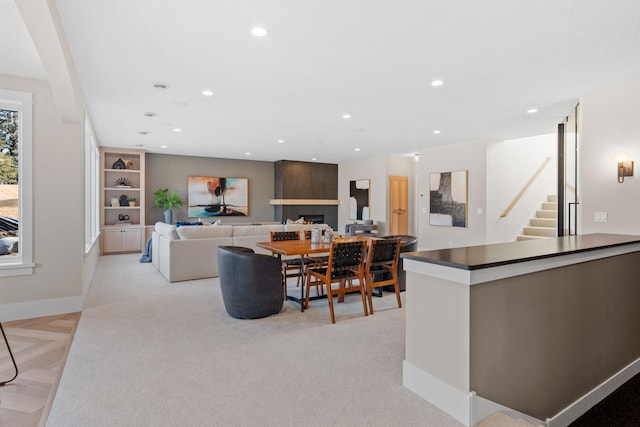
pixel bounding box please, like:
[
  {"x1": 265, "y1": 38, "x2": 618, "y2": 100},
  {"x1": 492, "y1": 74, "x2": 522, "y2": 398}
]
[
  {"x1": 470, "y1": 252, "x2": 640, "y2": 419},
  {"x1": 145, "y1": 153, "x2": 275, "y2": 225}
]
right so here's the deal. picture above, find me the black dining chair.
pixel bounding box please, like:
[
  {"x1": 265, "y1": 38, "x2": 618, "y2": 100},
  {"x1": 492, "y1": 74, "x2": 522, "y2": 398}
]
[
  {"x1": 270, "y1": 231, "x2": 316, "y2": 291},
  {"x1": 305, "y1": 240, "x2": 368, "y2": 324},
  {"x1": 364, "y1": 237, "x2": 402, "y2": 314}
]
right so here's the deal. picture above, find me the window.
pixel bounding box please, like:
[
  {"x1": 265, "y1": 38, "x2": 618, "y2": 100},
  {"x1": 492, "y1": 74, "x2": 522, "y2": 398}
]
[
  {"x1": 0, "y1": 89, "x2": 33, "y2": 276},
  {"x1": 84, "y1": 115, "x2": 100, "y2": 253}
]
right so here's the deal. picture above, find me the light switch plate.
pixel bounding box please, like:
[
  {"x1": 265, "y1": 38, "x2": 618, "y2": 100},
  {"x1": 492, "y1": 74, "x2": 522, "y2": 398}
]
[{"x1": 594, "y1": 212, "x2": 608, "y2": 223}]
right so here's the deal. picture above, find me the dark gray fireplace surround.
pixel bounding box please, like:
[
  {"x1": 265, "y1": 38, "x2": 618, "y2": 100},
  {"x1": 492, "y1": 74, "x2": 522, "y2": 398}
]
[{"x1": 273, "y1": 160, "x2": 338, "y2": 229}]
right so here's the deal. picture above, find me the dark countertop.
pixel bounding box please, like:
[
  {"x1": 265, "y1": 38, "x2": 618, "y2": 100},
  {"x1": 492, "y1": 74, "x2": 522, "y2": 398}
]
[{"x1": 401, "y1": 233, "x2": 640, "y2": 270}]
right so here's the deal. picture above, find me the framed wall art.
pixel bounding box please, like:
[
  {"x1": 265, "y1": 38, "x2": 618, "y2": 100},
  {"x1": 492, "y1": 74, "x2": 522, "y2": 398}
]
[
  {"x1": 429, "y1": 170, "x2": 468, "y2": 227},
  {"x1": 349, "y1": 179, "x2": 370, "y2": 220},
  {"x1": 188, "y1": 176, "x2": 249, "y2": 217}
]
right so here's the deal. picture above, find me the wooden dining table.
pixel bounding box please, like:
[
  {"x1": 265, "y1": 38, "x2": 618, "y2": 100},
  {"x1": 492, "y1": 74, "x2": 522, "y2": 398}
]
[{"x1": 257, "y1": 236, "x2": 373, "y2": 312}]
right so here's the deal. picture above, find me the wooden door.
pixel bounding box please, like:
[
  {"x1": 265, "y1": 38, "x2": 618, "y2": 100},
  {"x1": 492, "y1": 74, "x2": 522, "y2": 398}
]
[{"x1": 389, "y1": 176, "x2": 408, "y2": 235}]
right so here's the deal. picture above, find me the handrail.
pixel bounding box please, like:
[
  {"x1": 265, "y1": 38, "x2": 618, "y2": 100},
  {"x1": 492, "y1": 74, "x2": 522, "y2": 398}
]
[
  {"x1": 565, "y1": 183, "x2": 576, "y2": 194},
  {"x1": 500, "y1": 157, "x2": 552, "y2": 218}
]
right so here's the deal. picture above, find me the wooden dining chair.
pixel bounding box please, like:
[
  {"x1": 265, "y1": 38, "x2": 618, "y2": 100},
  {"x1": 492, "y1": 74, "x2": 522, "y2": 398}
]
[
  {"x1": 269, "y1": 231, "x2": 321, "y2": 299},
  {"x1": 364, "y1": 237, "x2": 402, "y2": 314},
  {"x1": 303, "y1": 229, "x2": 329, "y2": 267},
  {"x1": 271, "y1": 231, "x2": 305, "y2": 287},
  {"x1": 305, "y1": 240, "x2": 368, "y2": 324}
]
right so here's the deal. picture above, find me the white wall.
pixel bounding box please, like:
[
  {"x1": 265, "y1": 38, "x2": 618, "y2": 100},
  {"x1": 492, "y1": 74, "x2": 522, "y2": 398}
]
[
  {"x1": 417, "y1": 140, "x2": 489, "y2": 250},
  {"x1": 338, "y1": 156, "x2": 387, "y2": 235},
  {"x1": 580, "y1": 72, "x2": 640, "y2": 235},
  {"x1": 338, "y1": 155, "x2": 417, "y2": 237},
  {"x1": 0, "y1": 74, "x2": 92, "y2": 321},
  {"x1": 0, "y1": 1, "x2": 98, "y2": 321},
  {"x1": 486, "y1": 134, "x2": 557, "y2": 243}
]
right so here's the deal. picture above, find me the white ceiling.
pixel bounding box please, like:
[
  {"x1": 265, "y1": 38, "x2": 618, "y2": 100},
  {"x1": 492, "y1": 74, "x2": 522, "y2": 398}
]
[{"x1": 4, "y1": 1, "x2": 640, "y2": 163}]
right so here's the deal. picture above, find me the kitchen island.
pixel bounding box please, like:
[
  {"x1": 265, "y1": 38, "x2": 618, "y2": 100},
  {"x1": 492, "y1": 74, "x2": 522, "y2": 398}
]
[{"x1": 401, "y1": 234, "x2": 640, "y2": 427}]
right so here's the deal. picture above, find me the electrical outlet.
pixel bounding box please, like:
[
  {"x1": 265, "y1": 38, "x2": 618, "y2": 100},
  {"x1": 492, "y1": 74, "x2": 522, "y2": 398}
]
[{"x1": 594, "y1": 212, "x2": 608, "y2": 223}]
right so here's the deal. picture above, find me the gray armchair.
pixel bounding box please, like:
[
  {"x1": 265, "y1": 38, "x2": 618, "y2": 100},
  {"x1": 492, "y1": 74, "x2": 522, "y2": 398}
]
[{"x1": 217, "y1": 246, "x2": 284, "y2": 319}]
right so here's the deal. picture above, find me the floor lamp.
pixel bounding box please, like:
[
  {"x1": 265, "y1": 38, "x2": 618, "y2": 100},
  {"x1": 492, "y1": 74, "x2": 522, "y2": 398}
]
[{"x1": 0, "y1": 322, "x2": 18, "y2": 385}]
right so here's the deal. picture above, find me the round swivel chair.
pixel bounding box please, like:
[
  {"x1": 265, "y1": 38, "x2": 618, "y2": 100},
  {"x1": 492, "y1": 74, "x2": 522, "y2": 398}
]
[{"x1": 217, "y1": 246, "x2": 284, "y2": 319}]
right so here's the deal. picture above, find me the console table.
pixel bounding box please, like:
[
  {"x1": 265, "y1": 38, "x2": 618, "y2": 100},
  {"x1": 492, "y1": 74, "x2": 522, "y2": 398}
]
[
  {"x1": 344, "y1": 223, "x2": 377, "y2": 236},
  {"x1": 401, "y1": 234, "x2": 640, "y2": 427}
]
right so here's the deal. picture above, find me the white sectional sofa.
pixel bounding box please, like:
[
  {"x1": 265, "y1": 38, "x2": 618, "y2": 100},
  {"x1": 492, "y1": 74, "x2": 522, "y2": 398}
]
[{"x1": 151, "y1": 222, "x2": 330, "y2": 282}]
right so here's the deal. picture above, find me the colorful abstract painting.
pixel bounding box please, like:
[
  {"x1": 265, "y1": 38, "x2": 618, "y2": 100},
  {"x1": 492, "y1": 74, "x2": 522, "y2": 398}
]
[{"x1": 188, "y1": 176, "x2": 249, "y2": 217}]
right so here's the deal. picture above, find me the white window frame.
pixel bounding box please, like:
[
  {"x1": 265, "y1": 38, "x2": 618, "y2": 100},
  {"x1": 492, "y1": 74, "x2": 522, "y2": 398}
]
[
  {"x1": 84, "y1": 115, "x2": 100, "y2": 254},
  {"x1": 0, "y1": 89, "x2": 34, "y2": 276}
]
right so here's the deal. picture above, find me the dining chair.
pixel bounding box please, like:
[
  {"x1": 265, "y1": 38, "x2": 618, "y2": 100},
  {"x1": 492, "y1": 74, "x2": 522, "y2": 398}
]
[
  {"x1": 303, "y1": 229, "x2": 329, "y2": 267},
  {"x1": 305, "y1": 240, "x2": 368, "y2": 324},
  {"x1": 270, "y1": 231, "x2": 319, "y2": 296},
  {"x1": 364, "y1": 237, "x2": 402, "y2": 314}
]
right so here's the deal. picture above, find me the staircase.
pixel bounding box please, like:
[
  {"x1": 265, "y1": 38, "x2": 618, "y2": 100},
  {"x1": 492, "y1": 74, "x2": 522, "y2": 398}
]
[{"x1": 516, "y1": 195, "x2": 557, "y2": 241}]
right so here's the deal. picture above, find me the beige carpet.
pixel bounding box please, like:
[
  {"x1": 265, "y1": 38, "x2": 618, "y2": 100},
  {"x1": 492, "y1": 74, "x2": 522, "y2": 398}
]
[{"x1": 46, "y1": 254, "x2": 463, "y2": 427}]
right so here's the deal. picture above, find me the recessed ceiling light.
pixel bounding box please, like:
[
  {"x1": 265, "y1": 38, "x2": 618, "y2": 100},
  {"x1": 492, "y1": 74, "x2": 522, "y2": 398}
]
[
  {"x1": 311, "y1": 158, "x2": 317, "y2": 161},
  {"x1": 527, "y1": 108, "x2": 539, "y2": 114},
  {"x1": 431, "y1": 79, "x2": 444, "y2": 87},
  {"x1": 202, "y1": 89, "x2": 214, "y2": 97},
  {"x1": 342, "y1": 114, "x2": 351, "y2": 119},
  {"x1": 153, "y1": 82, "x2": 169, "y2": 90},
  {"x1": 173, "y1": 128, "x2": 182, "y2": 133},
  {"x1": 143, "y1": 112, "x2": 156, "y2": 118},
  {"x1": 277, "y1": 139, "x2": 284, "y2": 144},
  {"x1": 433, "y1": 130, "x2": 441, "y2": 134},
  {"x1": 354, "y1": 148, "x2": 361, "y2": 152},
  {"x1": 161, "y1": 145, "x2": 167, "y2": 148},
  {"x1": 251, "y1": 27, "x2": 268, "y2": 37},
  {"x1": 245, "y1": 152, "x2": 251, "y2": 155}
]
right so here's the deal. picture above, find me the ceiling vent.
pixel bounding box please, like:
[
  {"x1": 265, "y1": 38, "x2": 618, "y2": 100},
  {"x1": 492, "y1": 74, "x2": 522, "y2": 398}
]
[{"x1": 153, "y1": 82, "x2": 169, "y2": 91}]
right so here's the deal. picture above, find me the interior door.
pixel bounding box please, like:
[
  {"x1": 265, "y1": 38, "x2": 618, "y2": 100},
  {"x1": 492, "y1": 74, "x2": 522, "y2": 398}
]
[{"x1": 389, "y1": 175, "x2": 408, "y2": 235}]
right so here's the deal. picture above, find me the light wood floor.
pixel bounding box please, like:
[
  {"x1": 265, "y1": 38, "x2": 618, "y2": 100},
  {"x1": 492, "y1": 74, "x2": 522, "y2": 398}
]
[{"x1": 0, "y1": 313, "x2": 80, "y2": 427}]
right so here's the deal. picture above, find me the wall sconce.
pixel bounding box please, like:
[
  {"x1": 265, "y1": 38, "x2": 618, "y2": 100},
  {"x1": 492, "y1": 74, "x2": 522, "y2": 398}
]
[{"x1": 618, "y1": 160, "x2": 634, "y2": 183}]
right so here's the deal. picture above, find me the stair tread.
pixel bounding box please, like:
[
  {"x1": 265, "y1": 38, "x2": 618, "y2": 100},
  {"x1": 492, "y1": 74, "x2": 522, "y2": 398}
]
[{"x1": 520, "y1": 196, "x2": 557, "y2": 239}]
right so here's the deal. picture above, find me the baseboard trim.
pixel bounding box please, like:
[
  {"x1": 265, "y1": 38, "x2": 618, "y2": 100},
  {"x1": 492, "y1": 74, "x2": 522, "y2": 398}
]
[
  {"x1": 403, "y1": 360, "x2": 472, "y2": 426},
  {"x1": 547, "y1": 357, "x2": 640, "y2": 427},
  {"x1": 0, "y1": 296, "x2": 84, "y2": 322},
  {"x1": 404, "y1": 357, "x2": 640, "y2": 427}
]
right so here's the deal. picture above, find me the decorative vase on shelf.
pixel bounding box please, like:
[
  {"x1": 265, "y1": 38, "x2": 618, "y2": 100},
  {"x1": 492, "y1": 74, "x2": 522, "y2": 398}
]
[{"x1": 164, "y1": 209, "x2": 172, "y2": 224}]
